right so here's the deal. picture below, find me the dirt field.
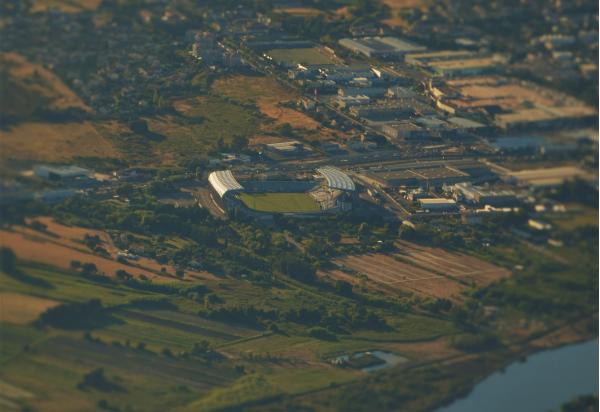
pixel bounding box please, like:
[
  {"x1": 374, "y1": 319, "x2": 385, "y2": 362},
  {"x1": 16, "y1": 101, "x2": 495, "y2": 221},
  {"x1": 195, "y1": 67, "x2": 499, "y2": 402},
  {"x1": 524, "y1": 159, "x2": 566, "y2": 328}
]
[
  {"x1": 0, "y1": 121, "x2": 120, "y2": 164},
  {"x1": 273, "y1": 7, "x2": 325, "y2": 17},
  {"x1": 323, "y1": 241, "x2": 510, "y2": 301},
  {"x1": 212, "y1": 75, "x2": 320, "y2": 130},
  {"x1": 0, "y1": 292, "x2": 60, "y2": 324},
  {"x1": 0, "y1": 218, "x2": 216, "y2": 282},
  {"x1": 30, "y1": 0, "x2": 101, "y2": 13},
  {"x1": 395, "y1": 240, "x2": 511, "y2": 286},
  {"x1": 0, "y1": 52, "x2": 91, "y2": 118},
  {"x1": 381, "y1": 0, "x2": 430, "y2": 28}
]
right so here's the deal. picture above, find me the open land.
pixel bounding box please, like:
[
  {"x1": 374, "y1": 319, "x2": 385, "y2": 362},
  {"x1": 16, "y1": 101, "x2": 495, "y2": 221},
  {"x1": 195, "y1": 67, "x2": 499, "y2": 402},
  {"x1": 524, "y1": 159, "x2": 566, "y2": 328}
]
[
  {"x1": 29, "y1": 0, "x2": 101, "y2": 14},
  {"x1": 0, "y1": 52, "x2": 91, "y2": 118},
  {"x1": 0, "y1": 1, "x2": 597, "y2": 412},
  {"x1": 0, "y1": 218, "x2": 215, "y2": 282},
  {"x1": 0, "y1": 121, "x2": 120, "y2": 165},
  {"x1": 324, "y1": 241, "x2": 511, "y2": 301},
  {"x1": 212, "y1": 75, "x2": 319, "y2": 129}
]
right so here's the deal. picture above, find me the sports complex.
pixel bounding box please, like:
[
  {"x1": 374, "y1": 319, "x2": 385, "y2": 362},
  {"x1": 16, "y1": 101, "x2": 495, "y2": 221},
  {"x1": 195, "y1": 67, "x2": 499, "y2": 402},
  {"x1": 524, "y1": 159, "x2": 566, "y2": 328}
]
[{"x1": 208, "y1": 166, "x2": 356, "y2": 217}]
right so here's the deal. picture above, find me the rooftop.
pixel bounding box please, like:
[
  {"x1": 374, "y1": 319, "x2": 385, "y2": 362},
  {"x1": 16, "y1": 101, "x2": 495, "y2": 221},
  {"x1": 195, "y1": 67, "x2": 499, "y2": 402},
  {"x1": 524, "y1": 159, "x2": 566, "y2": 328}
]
[
  {"x1": 208, "y1": 170, "x2": 244, "y2": 198},
  {"x1": 316, "y1": 166, "x2": 356, "y2": 192}
]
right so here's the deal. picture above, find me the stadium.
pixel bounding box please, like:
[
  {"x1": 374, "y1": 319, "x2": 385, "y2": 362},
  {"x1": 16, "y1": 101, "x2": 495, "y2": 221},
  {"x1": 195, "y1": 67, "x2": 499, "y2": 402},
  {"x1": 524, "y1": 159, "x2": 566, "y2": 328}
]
[{"x1": 208, "y1": 166, "x2": 356, "y2": 217}]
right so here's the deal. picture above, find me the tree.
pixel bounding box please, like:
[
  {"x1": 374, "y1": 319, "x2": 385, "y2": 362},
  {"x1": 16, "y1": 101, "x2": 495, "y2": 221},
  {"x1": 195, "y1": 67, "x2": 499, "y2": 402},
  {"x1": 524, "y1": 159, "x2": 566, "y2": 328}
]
[
  {"x1": 272, "y1": 253, "x2": 316, "y2": 283},
  {"x1": 0, "y1": 247, "x2": 17, "y2": 273},
  {"x1": 335, "y1": 280, "x2": 353, "y2": 296},
  {"x1": 81, "y1": 263, "x2": 98, "y2": 276}
]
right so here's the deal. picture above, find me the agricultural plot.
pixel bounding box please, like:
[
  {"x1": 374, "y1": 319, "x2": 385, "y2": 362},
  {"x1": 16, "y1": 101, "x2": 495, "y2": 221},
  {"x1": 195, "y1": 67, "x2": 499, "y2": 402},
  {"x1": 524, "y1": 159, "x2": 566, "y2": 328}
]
[
  {"x1": 273, "y1": 7, "x2": 325, "y2": 17},
  {"x1": 326, "y1": 241, "x2": 510, "y2": 300},
  {"x1": 381, "y1": 0, "x2": 431, "y2": 28},
  {"x1": 151, "y1": 96, "x2": 260, "y2": 164},
  {"x1": 98, "y1": 308, "x2": 260, "y2": 350},
  {"x1": 30, "y1": 0, "x2": 101, "y2": 13},
  {"x1": 212, "y1": 75, "x2": 314, "y2": 127},
  {"x1": 0, "y1": 121, "x2": 120, "y2": 165},
  {"x1": 238, "y1": 193, "x2": 321, "y2": 213},
  {"x1": 0, "y1": 292, "x2": 59, "y2": 324},
  {"x1": 40, "y1": 336, "x2": 237, "y2": 390},
  {"x1": 0, "y1": 227, "x2": 162, "y2": 281},
  {"x1": 395, "y1": 240, "x2": 511, "y2": 285},
  {"x1": 0, "y1": 218, "x2": 214, "y2": 281}
]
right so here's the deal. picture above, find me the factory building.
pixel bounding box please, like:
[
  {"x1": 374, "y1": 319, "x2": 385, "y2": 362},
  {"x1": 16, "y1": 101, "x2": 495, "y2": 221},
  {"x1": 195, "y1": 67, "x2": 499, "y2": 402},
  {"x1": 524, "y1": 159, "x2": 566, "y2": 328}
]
[
  {"x1": 34, "y1": 165, "x2": 91, "y2": 180},
  {"x1": 451, "y1": 183, "x2": 519, "y2": 206},
  {"x1": 418, "y1": 198, "x2": 458, "y2": 212},
  {"x1": 405, "y1": 50, "x2": 506, "y2": 77},
  {"x1": 365, "y1": 165, "x2": 472, "y2": 189},
  {"x1": 338, "y1": 37, "x2": 426, "y2": 60}
]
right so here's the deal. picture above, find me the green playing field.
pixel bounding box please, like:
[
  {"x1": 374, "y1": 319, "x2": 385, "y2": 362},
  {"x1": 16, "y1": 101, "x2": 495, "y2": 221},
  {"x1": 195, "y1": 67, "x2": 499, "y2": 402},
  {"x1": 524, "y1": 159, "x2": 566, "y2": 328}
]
[{"x1": 238, "y1": 192, "x2": 321, "y2": 213}]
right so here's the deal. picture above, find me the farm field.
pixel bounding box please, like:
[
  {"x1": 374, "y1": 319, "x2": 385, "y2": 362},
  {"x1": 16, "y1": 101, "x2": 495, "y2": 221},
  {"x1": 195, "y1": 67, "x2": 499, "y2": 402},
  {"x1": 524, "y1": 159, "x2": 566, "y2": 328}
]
[
  {"x1": 30, "y1": 0, "x2": 101, "y2": 13},
  {"x1": 272, "y1": 7, "x2": 325, "y2": 17},
  {"x1": 546, "y1": 204, "x2": 598, "y2": 230},
  {"x1": 0, "y1": 121, "x2": 120, "y2": 165},
  {"x1": 267, "y1": 47, "x2": 339, "y2": 66},
  {"x1": 0, "y1": 218, "x2": 214, "y2": 282},
  {"x1": 0, "y1": 292, "x2": 59, "y2": 324},
  {"x1": 211, "y1": 75, "x2": 327, "y2": 132},
  {"x1": 0, "y1": 253, "x2": 456, "y2": 412},
  {"x1": 238, "y1": 192, "x2": 321, "y2": 213},
  {"x1": 325, "y1": 241, "x2": 510, "y2": 300},
  {"x1": 148, "y1": 96, "x2": 260, "y2": 164},
  {"x1": 381, "y1": 0, "x2": 430, "y2": 28},
  {"x1": 98, "y1": 308, "x2": 260, "y2": 350}
]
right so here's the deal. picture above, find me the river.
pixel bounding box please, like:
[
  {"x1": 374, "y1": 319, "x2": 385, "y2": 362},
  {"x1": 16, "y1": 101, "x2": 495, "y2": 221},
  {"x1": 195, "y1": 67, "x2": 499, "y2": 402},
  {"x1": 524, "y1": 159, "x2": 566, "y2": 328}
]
[{"x1": 435, "y1": 339, "x2": 599, "y2": 412}]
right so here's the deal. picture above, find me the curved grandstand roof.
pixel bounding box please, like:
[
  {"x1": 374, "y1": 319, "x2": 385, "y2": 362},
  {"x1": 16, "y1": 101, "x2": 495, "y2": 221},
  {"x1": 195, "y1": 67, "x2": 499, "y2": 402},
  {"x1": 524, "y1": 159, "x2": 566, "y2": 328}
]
[
  {"x1": 317, "y1": 166, "x2": 356, "y2": 192},
  {"x1": 208, "y1": 170, "x2": 244, "y2": 198}
]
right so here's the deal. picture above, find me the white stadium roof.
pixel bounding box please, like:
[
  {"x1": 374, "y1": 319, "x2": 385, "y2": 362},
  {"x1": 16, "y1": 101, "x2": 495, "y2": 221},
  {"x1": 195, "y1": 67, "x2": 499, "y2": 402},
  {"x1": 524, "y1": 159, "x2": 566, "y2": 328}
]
[
  {"x1": 208, "y1": 170, "x2": 244, "y2": 198},
  {"x1": 317, "y1": 166, "x2": 356, "y2": 192}
]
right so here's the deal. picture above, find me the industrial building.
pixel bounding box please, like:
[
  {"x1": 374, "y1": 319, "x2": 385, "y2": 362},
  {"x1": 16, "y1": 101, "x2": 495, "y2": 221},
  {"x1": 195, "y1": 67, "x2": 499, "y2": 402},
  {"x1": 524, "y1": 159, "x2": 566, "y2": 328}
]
[
  {"x1": 405, "y1": 50, "x2": 506, "y2": 77},
  {"x1": 33, "y1": 165, "x2": 91, "y2": 180},
  {"x1": 264, "y1": 141, "x2": 307, "y2": 157},
  {"x1": 418, "y1": 198, "x2": 458, "y2": 212},
  {"x1": 451, "y1": 183, "x2": 519, "y2": 206},
  {"x1": 428, "y1": 76, "x2": 597, "y2": 130},
  {"x1": 365, "y1": 165, "x2": 472, "y2": 189},
  {"x1": 338, "y1": 37, "x2": 426, "y2": 59},
  {"x1": 506, "y1": 166, "x2": 597, "y2": 188}
]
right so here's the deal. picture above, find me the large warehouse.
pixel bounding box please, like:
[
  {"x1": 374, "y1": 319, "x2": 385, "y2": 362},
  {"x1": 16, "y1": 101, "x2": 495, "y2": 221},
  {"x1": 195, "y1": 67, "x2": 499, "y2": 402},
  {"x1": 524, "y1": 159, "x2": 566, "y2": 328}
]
[
  {"x1": 208, "y1": 167, "x2": 356, "y2": 216},
  {"x1": 338, "y1": 37, "x2": 426, "y2": 59}
]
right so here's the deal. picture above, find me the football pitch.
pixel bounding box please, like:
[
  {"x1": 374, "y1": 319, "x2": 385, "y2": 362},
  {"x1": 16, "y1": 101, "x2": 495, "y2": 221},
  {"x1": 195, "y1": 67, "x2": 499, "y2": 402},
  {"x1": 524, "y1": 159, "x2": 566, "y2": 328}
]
[{"x1": 238, "y1": 192, "x2": 321, "y2": 213}]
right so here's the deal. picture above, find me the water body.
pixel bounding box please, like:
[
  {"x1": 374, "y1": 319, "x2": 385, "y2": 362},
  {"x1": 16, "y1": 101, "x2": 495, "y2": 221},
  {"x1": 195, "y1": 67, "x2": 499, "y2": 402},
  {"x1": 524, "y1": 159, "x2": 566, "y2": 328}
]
[{"x1": 436, "y1": 339, "x2": 599, "y2": 412}]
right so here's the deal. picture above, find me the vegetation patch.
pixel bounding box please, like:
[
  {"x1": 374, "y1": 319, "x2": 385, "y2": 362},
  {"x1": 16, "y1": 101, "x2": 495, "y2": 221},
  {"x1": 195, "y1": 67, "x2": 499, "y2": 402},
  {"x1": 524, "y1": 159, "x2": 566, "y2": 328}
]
[{"x1": 0, "y1": 121, "x2": 120, "y2": 165}]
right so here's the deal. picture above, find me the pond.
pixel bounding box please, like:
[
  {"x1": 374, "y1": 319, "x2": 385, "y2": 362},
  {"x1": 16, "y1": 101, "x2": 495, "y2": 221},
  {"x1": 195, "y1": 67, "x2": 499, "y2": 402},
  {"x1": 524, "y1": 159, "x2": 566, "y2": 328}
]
[{"x1": 435, "y1": 339, "x2": 599, "y2": 412}]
